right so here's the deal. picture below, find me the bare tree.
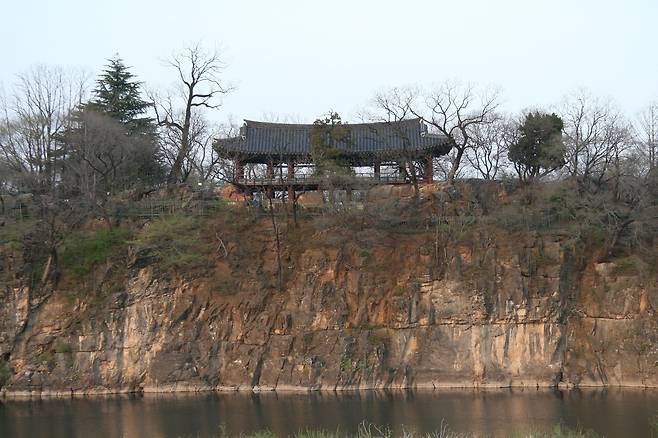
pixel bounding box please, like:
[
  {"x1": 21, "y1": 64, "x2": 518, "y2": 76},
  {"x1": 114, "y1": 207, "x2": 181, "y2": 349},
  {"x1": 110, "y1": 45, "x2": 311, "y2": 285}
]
[
  {"x1": 465, "y1": 114, "x2": 516, "y2": 180},
  {"x1": 152, "y1": 43, "x2": 232, "y2": 184},
  {"x1": 636, "y1": 102, "x2": 658, "y2": 174},
  {"x1": 190, "y1": 121, "x2": 242, "y2": 184},
  {"x1": 370, "y1": 87, "x2": 425, "y2": 197},
  {"x1": 0, "y1": 66, "x2": 88, "y2": 192},
  {"x1": 64, "y1": 110, "x2": 161, "y2": 227},
  {"x1": 414, "y1": 81, "x2": 499, "y2": 184},
  {"x1": 560, "y1": 90, "x2": 633, "y2": 188}
]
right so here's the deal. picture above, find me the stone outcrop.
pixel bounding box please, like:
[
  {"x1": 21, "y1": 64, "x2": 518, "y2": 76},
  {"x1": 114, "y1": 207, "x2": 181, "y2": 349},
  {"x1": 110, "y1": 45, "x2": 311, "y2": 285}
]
[{"x1": 0, "y1": 215, "x2": 656, "y2": 397}]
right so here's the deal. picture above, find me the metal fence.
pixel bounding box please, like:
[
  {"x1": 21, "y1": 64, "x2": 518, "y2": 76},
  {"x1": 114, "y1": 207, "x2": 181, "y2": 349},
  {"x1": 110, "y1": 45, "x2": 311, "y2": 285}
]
[{"x1": 1, "y1": 194, "x2": 558, "y2": 232}]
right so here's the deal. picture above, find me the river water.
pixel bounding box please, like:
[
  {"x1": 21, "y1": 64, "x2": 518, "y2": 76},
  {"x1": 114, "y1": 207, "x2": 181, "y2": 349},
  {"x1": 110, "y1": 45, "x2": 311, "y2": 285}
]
[{"x1": 1, "y1": 389, "x2": 657, "y2": 438}]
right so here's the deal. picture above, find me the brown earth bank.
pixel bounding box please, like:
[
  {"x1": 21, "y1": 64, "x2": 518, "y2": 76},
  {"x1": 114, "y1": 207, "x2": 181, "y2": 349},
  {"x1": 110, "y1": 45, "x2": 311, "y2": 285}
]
[{"x1": 1, "y1": 181, "x2": 657, "y2": 397}]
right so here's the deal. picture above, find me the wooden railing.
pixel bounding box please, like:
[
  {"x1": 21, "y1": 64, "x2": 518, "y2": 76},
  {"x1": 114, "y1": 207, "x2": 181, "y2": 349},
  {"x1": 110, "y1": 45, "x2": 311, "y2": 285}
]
[{"x1": 236, "y1": 173, "x2": 408, "y2": 186}]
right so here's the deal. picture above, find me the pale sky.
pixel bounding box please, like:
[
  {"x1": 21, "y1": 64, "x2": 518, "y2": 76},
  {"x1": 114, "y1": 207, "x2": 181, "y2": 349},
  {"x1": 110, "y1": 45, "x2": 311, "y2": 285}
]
[{"x1": 2, "y1": 0, "x2": 657, "y2": 123}]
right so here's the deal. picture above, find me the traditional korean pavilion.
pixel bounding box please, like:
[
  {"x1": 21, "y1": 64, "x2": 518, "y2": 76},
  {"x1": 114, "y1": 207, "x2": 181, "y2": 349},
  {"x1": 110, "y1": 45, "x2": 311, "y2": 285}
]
[{"x1": 214, "y1": 118, "x2": 452, "y2": 196}]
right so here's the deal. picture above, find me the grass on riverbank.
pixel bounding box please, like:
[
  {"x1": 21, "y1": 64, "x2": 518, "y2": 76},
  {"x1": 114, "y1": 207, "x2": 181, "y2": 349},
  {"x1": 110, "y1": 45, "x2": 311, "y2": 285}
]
[{"x1": 195, "y1": 422, "x2": 599, "y2": 438}]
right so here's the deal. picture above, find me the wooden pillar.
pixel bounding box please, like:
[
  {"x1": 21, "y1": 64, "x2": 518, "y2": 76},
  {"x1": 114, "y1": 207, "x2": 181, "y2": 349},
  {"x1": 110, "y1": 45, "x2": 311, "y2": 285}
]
[
  {"x1": 374, "y1": 160, "x2": 381, "y2": 181},
  {"x1": 424, "y1": 154, "x2": 433, "y2": 182},
  {"x1": 398, "y1": 161, "x2": 407, "y2": 181},
  {"x1": 287, "y1": 161, "x2": 295, "y2": 200},
  {"x1": 234, "y1": 160, "x2": 244, "y2": 181},
  {"x1": 266, "y1": 160, "x2": 275, "y2": 198}
]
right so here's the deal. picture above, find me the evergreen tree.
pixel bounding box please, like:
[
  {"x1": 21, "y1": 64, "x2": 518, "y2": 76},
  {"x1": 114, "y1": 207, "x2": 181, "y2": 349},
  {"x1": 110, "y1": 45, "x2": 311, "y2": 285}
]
[
  {"x1": 309, "y1": 112, "x2": 352, "y2": 174},
  {"x1": 508, "y1": 112, "x2": 565, "y2": 183},
  {"x1": 63, "y1": 55, "x2": 164, "y2": 192},
  {"x1": 85, "y1": 55, "x2": 154, "y2": 134}
]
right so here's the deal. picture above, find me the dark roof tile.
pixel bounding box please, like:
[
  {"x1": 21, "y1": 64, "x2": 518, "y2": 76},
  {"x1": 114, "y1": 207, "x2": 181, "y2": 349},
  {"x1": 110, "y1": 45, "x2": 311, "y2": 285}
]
[{"x1": 215, "y1": 118, "x2": 451, "y2": 160}]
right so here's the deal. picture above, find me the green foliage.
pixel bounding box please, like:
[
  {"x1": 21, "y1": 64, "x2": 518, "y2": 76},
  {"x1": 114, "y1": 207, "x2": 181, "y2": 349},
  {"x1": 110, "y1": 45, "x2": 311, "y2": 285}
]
[
  {"x1": 513, "y1": 424, "x2": 599, "y2": 438},
  {"x1": 612, "y1": 257, "x2": 638, "y2": 275},
  {"x1": 37, "y1": 351, "x2": 55, "y2": 368},
  {"x1": 310, "y1": 112, "x2": 353, "y2": 178},
  {"x1": 361, "y1": 322, "x2": 381, "y2": 330},
  {"x1": 0, "y1": 360, "x2": 11, "y2": 387},
  {"x1": 367, "y1": 329, "x2": 389, "y2": 347},
  {"x1": 64, "y1": 55, "x2": 164, "y2": 191},
  {"x1": 60, "y1": 227, "x2": 132, "y2": 277},
  {"x1": 241, "y1": 431, "x2": 277, "y2": 438},
  {"x1": 293, "y1": 430, "x2": 340, "y2": 438},
  {"x1": 188, "y1": 422, "x2": 607, "y2": 438},
  {"x1": 0, "y1": 219, "x2": 38, "y2": 249},
  {"x1": 86, "y1": 55, "x2": 154, "y2": 133},
  {"x1": 54, "y1": 341, "x2": 72, "y2": 354},
  {"x1": 508, "y1": 112, "x2": 565, "y2": 182},
  {"x1": 132, "y1": 215, "x2": 210, "y2": 270}
]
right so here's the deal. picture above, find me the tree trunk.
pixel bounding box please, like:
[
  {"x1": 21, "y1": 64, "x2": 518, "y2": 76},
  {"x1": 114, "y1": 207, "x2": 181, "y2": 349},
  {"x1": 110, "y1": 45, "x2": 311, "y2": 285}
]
[
  {"x1": 168, "y1": 93, "x2": 193, "y2": 184},
  {"x1": 268, "y1": 195, "x2": 283, "y2": 292},
  {"x1": 447, "y1": 147, "x2": 465, "y2": 184}
]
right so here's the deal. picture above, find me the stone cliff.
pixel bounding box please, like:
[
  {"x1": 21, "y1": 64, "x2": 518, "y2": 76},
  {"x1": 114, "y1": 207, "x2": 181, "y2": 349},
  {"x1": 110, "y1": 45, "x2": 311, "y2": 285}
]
[{"x1": 1, "y1": 182, "x2": 657, "y2": 396}]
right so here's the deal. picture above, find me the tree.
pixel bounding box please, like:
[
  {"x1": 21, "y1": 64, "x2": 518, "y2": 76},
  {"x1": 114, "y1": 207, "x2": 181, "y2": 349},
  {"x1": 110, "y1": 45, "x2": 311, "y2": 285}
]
[
  {"x1": 370, "y1": 87, "x2": 425, "y2": 197},
  {"x1": 309, "y1": 112, "x2": 352, "y2": 175},
  {"x1": 307, "y1": 112, "x2": 356, "y2": 205},
  {"x1": 66, "y1": 111, "x2": 158, "y2": 195},
  {"x1": 0, "y1": 66, "x2": 88, "y2": 193},
  {"x1": 85, "y1": 56, "x2": 154, "y2": 135},
  {"x1": 465, "y1": 115, "x2": 516, "y2": 180},
  {"x1": 63, "y1": 56, "x2": 163, "y2": 201},
  {"x1": 560, "y1": 90, "x2": 632, "y2": 188},
  {"x1": 636, "y1": 102, "x2": 658, "y2": 173},
  {"x1": 414, "y1": 81, "x2": 499, "y2": 184},
  {"x1": 152, "y1": 43, "x2": 232, "y2": 184},
  {"x1": 508, "y1": 111, "x2": 565, "y2": 183}
]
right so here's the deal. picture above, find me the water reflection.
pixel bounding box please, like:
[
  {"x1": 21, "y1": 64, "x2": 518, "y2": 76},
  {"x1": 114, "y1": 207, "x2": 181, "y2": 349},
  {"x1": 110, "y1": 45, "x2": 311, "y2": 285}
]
[{"x1": 0, "y1": 389, "x2": 656, "y2": 438}]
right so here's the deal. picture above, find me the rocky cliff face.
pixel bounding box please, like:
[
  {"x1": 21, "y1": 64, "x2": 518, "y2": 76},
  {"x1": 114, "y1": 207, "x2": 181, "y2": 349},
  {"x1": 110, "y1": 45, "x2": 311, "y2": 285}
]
[{"x1": 1, "y1": 194, "x2": 657, "y2": 396}]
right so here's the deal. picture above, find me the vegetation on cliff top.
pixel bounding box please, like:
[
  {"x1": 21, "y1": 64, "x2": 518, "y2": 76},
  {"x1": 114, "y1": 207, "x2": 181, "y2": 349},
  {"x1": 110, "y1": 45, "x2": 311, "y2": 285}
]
[
  {"x1": 1, "y1": 176, "x2": 657, "y2": 293},
  {"x1": 59, "y1": 227, "x2": 133, "y2": 277}
]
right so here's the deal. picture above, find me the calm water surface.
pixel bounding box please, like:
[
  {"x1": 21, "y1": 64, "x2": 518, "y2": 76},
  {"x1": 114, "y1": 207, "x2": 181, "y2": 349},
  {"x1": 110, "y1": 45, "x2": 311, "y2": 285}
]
[{"x1": 1, "y1": 389, "x2": 657, "y2": 438}]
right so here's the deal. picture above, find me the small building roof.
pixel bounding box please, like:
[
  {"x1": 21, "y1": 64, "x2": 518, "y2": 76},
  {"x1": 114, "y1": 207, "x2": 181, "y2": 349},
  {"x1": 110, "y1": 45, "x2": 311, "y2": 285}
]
[{"x1": 215, "y1": 118, "x2": 452, "y2": 163}]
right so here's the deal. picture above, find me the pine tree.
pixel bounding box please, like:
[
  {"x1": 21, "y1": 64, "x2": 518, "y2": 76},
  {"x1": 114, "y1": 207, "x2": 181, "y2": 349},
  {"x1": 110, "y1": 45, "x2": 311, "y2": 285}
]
[
  {"x1": 63, "y1": 55, "x2": 165, "y2": 191},
  {"x1": 85, "y1": 55, "x2": 154, "y2": 134},
  {"x1": 508, "y1": 112, "x2": 565, "y2": 183}
]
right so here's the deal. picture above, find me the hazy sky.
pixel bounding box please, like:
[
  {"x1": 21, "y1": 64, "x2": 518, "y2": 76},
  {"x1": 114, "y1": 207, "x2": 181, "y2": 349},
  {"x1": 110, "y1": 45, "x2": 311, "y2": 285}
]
[{"x1": 2, "y1": 0, "x2": 657, "y2": 123}]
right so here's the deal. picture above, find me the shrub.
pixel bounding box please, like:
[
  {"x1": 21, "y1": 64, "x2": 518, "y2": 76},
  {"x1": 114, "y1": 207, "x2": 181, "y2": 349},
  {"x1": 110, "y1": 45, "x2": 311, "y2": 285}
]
[
  {"x1": 612, "y1": 257, "x2": 638, "y2": 276},
  {"x1": 132, "y1": 215, "x2": 210, "y2": 270},
  {"x1": 54, "y1": 341, "x2": 72, "y2": 354},
  {"x1": 294, "y1": 431, "x2": 340, "y2": 438},
  {"x1": 0, "y1": 360, "x2": 11, "y2": 387},
  {"x1": 513, "y1": 424, "x2": 599, "y2": 438},
  {"x1": 36, "y1": 351, "x2": 55, "y2": 368},
  {"x1": 0, "y1": 219, "x2": 38, "y2": 250},
  {"x1": 60, "y1": 227, "x2": 132, "y2": 276}
]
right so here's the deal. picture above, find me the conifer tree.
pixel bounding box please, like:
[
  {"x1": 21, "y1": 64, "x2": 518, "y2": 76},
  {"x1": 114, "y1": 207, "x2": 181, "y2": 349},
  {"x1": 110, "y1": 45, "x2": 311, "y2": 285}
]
[
  {"x1": 86, "y1": 55, "x2": 154, "y2": 135},
  {"x1": 508, "y1": 112, "x2": 565, "y2": 183},
  {"x1": 63, "y1": 55, "x2": 164, "y2": 193}
]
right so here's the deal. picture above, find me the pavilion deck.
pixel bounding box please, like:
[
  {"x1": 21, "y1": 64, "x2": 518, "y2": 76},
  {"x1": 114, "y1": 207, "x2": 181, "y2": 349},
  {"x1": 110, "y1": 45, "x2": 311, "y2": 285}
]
[{"x1": 234, "y1": 172, "x2": 409, "y2": 190}]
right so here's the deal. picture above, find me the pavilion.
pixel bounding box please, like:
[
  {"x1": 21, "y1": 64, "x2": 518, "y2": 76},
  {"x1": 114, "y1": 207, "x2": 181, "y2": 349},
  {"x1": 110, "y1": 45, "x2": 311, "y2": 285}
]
[{"x1": 214, "y1": 118, "x2": 452, "y2": 197}]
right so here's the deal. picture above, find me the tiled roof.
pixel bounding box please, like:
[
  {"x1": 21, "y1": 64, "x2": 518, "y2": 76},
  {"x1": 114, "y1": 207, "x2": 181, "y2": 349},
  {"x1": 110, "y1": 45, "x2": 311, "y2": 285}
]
[{"x1": 215, "y1": 118, "x2": 451, "y2": 160}]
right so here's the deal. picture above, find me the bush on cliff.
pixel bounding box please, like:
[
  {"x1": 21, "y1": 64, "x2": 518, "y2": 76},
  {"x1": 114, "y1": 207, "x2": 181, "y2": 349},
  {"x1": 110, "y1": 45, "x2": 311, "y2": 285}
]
[
  {"x1": 59, "y1": 227, "x2": 133, "y2": 277},
  {"x1": 132, "y1": 214, "x2": 211, "y2": 270},
  {"x1": 0, "y1": 360, "x2": 12, "y2": 387}
]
